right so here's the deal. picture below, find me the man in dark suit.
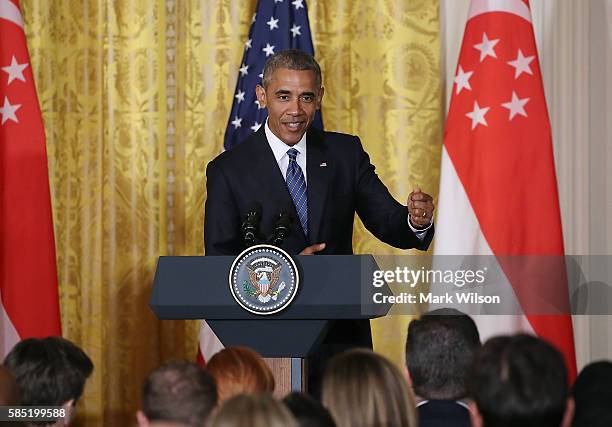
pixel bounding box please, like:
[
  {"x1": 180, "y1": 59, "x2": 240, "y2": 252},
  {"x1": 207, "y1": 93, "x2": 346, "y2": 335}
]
[
  {"x1": 204, "y1": 49, "x2": 435, "y2": 394},
  {"x1": 405, "y1": 309, "x2": 480, "y2": 427},
  {"x1": 205, "y1": 49, "x2": 434, "y2": 255}
]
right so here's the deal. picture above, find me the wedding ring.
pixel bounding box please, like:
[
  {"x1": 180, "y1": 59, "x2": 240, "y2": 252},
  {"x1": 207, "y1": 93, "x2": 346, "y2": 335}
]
[{"x1": 422, "y1": 211, "x2": 427, "y2": 218}]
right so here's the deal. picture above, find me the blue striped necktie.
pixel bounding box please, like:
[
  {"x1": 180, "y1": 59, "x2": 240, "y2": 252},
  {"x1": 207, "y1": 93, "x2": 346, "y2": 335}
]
[{"x1": 286, "y1": 148, "x2": 308, "y2": 236}]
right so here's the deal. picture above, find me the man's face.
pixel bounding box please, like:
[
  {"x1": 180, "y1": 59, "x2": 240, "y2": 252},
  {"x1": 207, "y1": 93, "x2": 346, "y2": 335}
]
[{"x1": 256, "y1": 68, "x2": 323, "y2": 146}]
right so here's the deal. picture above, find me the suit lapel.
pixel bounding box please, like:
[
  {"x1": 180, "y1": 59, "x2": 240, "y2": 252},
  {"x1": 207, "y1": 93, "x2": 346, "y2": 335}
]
[
  {"x1": 306, "y1": 128, "x2": 329, "y2": 244},
  {"x1": 250, "y1": 126, "x2": 293, "y2": 197}
]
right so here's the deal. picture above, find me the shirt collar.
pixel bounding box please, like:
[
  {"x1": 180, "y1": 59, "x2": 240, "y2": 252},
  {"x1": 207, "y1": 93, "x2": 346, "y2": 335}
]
[{"x1": 264, "y1": 119, "x2": 307, "y2": 162}]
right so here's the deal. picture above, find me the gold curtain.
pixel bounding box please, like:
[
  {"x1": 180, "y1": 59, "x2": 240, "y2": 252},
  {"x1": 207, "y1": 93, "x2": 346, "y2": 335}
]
[
  {"x1": 21, "y1": 1, "x2": 440, "y2": 426},
  {"x1": 308, "y1": 1, "x2": 442, "y2": 367}
]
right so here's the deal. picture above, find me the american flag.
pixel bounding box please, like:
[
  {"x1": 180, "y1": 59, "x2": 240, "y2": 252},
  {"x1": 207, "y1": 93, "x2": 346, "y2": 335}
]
[{"x1": 223, "y1": 0, "x2": 322, "y2": 150}]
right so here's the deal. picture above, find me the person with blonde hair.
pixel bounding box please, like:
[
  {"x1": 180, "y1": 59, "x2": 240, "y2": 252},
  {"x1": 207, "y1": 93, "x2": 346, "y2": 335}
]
[
  {"x1": 206, "y1": 346, "x2": 275, "y2": 403},
  {"x1": 209, "y1": 394, "x2": 298, "y2": 427},
  {"x1": 322, "y1": 349, "x2": 417, "y2": 427}
]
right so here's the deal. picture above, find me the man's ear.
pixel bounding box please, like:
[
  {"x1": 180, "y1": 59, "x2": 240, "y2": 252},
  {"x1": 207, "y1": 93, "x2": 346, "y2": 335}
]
[
  {"x1": 403, "y1": 365, "x2": 412, "y2": 387},
  {"x1": 316, "y1": 86, "x2": 324, "y2": 110},
  {"x1": 136, "y1": 410, "x2": 150, "y2": 427},
  {"x1": 561, "y1": 397, "x2": 575, "y2": 427},
  {"x1": 468, "y1": 401, "x2": 484, "y2": 427},
  {"x1": 58, "y1": 399, "x2": 75, "y2": 426},
  {"x1": 255, "y1": 84, "x2": 267, "y2": 108}
]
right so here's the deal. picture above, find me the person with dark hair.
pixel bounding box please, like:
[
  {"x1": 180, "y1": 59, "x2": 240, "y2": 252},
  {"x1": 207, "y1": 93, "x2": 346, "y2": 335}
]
[
  {"x1": 468, "y1": 334, "x2": 574, "y2": 427},
  {"x1": 283, "y1": 392, "x2": 336, "y2": 427},
  {"x1": 322, "y1": 349, "x2": 417, "y2": 427},
  {"x1": 206, "y1": 346, "x2": 275, "y2": 404},
  {"x1": 405, "y1": 308, "x2": 480, "y2": 427},
  {"x1": 205, "y1": 48, "x2": 435, "y2": 395},
  {"x1": 136, "y1": 361, "x2": 217, "y2": 427},
  {"x1": 570, "y1": 360, "x2": 612, "y2": 427},
  {"x1": 3, "y1": 337, "x2": 93, "y2": 426}
]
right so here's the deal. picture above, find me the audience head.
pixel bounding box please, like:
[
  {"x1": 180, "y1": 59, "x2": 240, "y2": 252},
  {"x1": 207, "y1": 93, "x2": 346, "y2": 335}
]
[
  {"x1": 406, "y1": 308, "x2": 480, "y2": 400},
  {"x1": 322, "y1": 349, "x2": 416, "y2": 427},
  {"x1": 206, "y1": 346, "x2": 274, "y2": 403},
  {"x1": 137, "y1": 361, "x2": 217, "y2": 427},
  {"x1": 571, "y1": 360, "x2": 612, "y2": 427},
  {"x1": 3, "y1": 336, "x2": 93, "y2": 425},
  {"x1": 283, "y1": 392, "x2": 336, "y2": 427},
  {"x1": 209, "y1": 393, "x2": 298, "y2": 427},
  {"x1": 468, "y1": 334, "x2": 573, "y2": 427}
]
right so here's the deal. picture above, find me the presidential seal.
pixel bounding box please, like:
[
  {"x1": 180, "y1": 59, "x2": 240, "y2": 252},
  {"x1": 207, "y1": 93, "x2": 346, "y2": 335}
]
[{"x1": 229, "y1": 244, "x2": 299, "y2": 315}]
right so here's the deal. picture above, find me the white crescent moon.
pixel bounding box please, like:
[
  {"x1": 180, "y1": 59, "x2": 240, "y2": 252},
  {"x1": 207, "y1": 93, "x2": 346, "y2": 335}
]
[
  {"x1": 0, "y1": 0, "x2": 23, "y2": 29},
  {"x1": 468, "y1": 0, "x2": 532, "y2": 23}
]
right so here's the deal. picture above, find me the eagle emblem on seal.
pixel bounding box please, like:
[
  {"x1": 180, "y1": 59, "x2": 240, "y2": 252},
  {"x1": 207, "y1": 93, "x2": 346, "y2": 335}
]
[
  {"x1": 229, "y1": 245, "x2": 299, "y2": 315},
  {"x1": 244, "y1": 262, "x2": 286, "y2": 303}
]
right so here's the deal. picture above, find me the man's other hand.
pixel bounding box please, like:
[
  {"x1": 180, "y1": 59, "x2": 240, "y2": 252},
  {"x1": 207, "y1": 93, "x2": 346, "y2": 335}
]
[
  {"x1": 299, "y1": 243, "x2": 326, "y2": 255},
  {"x1": 407, "y1": 187, "x2": 435, "y2": 229}
]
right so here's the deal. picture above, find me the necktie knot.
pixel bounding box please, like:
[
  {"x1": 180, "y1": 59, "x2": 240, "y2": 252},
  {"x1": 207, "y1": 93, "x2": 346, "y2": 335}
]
[{"x1": 287, "y1": 148, "x2": 299, "y2": 161}]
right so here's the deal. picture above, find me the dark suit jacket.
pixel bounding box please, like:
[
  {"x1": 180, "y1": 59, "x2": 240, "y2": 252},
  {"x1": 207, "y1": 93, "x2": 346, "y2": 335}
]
[
  {"x1": 417, "y1": 400, "x2": 471, "y2": 427},
  {"x1": 204, "y1": 126, "x2": 434, "y2": 395},
  {"x1": 204, "y1": 126, "x2": 433, "y2": 255}
]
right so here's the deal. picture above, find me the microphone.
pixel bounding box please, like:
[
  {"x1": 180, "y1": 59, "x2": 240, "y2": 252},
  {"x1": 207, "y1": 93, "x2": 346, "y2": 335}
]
[
  {"x1": 269, "y1": 210, "x2": 294, "y2": 246},
  {"x1": 241, "y1": 202, "x2": 262, "y2": 248}
]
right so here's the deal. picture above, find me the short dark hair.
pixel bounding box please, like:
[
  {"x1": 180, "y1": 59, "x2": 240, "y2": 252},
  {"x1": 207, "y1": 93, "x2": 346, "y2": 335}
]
[
  {"x1": 283, "y1": 392, "x2": 336, "y2": 427},
  {"x1": 261, "y1": 49, "x2": 322, "y2": 89},
  {"x1": 469, "y1": 334, "x2": 568, "y2": 427},
  {"x1": 571, "y1": 360, "x2": 612, "y2": 427},
  {"x1": 142, "y1": 361, "x2": 217, "y2": 427},
  {"x1": 3, "y1": 337, "x2": 93, "y2": 408},
  {"x1": 405, "y1": 308, "x2": 480, "y2": 400}
]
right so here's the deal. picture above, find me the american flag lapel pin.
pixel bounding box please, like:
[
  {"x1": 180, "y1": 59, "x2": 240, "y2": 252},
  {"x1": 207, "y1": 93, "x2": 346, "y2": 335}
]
[{"x1": 320, "y1": 162, "x2": 327, "y2": 167}]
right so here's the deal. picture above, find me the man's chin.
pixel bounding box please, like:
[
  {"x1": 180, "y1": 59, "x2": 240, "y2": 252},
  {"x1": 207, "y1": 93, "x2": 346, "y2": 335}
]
[{"x1": 279, "y1": 128, "x2": 307, "y2": 145}]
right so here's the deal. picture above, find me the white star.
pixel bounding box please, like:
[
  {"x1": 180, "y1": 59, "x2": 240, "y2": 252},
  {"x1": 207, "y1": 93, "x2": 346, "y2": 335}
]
[
  {"x1": 267, "y1": 16, "x2": 279, "y2": 30},
  {"x1": 258, "y1": 72, "x2": 264, "y2": 79},
  {"x1": 292, "y1": 0, "x2": 304, "y2": 9},
  {"x1": 290, "y1": 24, "x2": 301, "y2": 38},
  {"x1": 234, "y1": 90, "x2": 245, "y2": 103},
  {"x1": 501, "y1": 91, "x2": 529, "y2": 120},
  {"x1": 251, "y1": 121, "x2": 262, "y2": 132},
  {"x1": 245, "y1": 38, "x2": 252, "y2": 50},
  {"x1": 262, "y1": 43, "x2": 275, "y2": 57},
  {"x1": 473, "y1": 33, "x2": 499, "y2": 62},
  {"x1": 254, "y1": 99, "x2": 264, "y2": 109},
  {"x1": 454, "y1": 65, "x2": 473, "y2": 94},
  {"x1": 231, "y1": 116, "x2": 242, "y2": 129},
  {"x1": 0, "y1": 96, "x2": 22, "y2": 125},
  {"x1": 1, "y1": 56, "x2": 28, "y2": 85},
  {"x1": 465, "y1": 100, "x2": 490, "y2": 130},
  {"x1": 274, "y1": 0, "x2": 284, "y2": 2},
  {"x1": 507, "y1": 49, "x2": 535, "y2": 79},
  {"x1": 252, "y1": 13, "x2": 256, "y2": 23},
  {"x1": 239, "y1": 64, "x2": 249, "y2": 76}
]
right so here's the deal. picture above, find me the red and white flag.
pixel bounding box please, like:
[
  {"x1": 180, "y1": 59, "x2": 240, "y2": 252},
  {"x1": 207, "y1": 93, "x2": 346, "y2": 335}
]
[
  {"x1": 435, "y1": 0, "x2": 576, "y2": 379},
  {"x1": 0, "y1": 0, "x2": 61, "y2": 357}
]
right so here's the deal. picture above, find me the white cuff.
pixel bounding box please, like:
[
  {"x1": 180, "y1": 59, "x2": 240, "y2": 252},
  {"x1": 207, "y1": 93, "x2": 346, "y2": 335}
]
[{"x1": 408, "y1": 215, "x2": 433, "y2": 241}]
